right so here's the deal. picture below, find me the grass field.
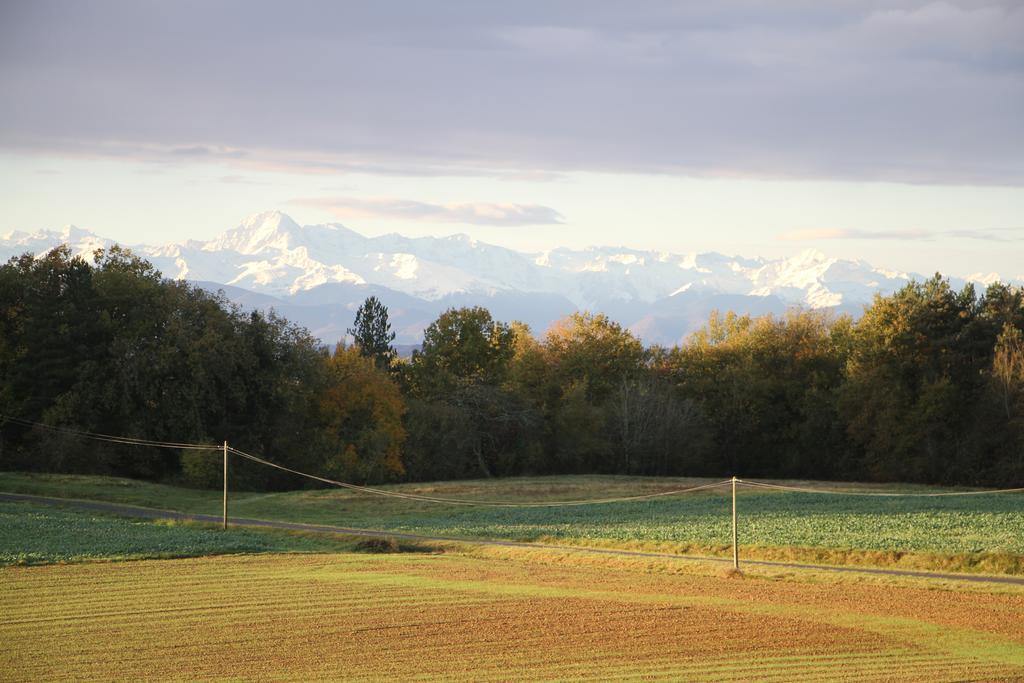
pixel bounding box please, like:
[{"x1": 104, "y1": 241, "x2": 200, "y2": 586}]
[
  {"x1": 3, "y1": 549, "x2": 1024, "y2": 681},
  {"x1": 2, "y1": 471, "x2": 1022, "y2": 574},
  {"x1": 0, "y1": 500, "x2": 372, "y2": 565},
  {"x1": 2, "y1": 478, "x2": 1023, "y2": 680}
]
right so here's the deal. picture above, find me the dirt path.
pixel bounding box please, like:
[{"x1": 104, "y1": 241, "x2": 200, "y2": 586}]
[{"x1": 3, "y1": 491, "x2": 1023, "y2": 586}]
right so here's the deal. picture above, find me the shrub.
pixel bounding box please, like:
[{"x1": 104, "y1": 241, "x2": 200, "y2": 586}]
[
  {"x1": 181, "y1": 450, "x2": 222, "y2": 489},
  {"x1": 354, "y1": 536, "x2": 400, "y2": 553}
]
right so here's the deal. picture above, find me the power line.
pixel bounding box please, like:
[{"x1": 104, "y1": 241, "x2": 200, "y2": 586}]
[
  {"x1": 0, "y1": 415, "x2": 222, "y2": 451},
  {"x1": 228, "y1": 446, "x2": 732, "y2": 507},
  {"x1": 740, "y1": 479, "x2": 1024, "y2": 497},
  {"x1": 5, "y1": 414, "x2": 1021, "y2": 503}
]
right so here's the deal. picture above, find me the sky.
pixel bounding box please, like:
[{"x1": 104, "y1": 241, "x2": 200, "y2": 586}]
[{"x1": 1, "y1": 0, "x2": 1022, "y2": 278}]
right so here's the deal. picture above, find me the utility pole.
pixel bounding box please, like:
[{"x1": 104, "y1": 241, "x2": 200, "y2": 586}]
[
  {"x1": 222, "y1": 440, "x2": 228, "y2": 532},
  {"x1": 731, "y1": 475, "x2": 739, "y2": 570}
]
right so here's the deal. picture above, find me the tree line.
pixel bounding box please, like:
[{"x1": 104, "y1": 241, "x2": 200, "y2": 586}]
[{"x1": 1, "y1": 245, "x2": 1022, "y2": 488}]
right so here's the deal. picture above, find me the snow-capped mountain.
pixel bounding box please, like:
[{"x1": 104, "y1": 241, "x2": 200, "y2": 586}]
[{"x1": 2, "y1": 211, "x2": 1016, "y2": 346}]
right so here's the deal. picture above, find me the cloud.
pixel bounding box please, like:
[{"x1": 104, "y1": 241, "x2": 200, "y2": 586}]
[
  {"x1": 292, "y1": 197, "x2": 565, "y2": 227},
  {"x1": 778, "y1": 227, "x2": 1023, "y2": 242},
  {"x1": 169, "y1": 145, "x2": 213, "y2": 157},
  {"x1": 778, "y1": 228, "x2": 927, "y2": 241},
  {"x1": 217, "y1": 174, "x2": 268, "y2": 185},
  {"x1": 1, "y1": 2, "x2": 1023, "y2": 184}
]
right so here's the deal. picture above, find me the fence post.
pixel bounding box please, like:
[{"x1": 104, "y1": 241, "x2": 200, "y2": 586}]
[
  {"x1": 223, "y1": 440, "x2": 228, "y2": 530},
  {"x1": 731, "y1": 475, "x2": 739, "y2": 570}
]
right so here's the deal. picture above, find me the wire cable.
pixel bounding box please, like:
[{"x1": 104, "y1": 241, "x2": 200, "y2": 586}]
[
  {"x1": 0, "y1": 415, "x2": 222, "y2": 451},
  {"x1": 740, "y1": 479, "x2": 1024, "y2": 497},
  {"x1": 228, "y1": 446, "x2": 732, "y2": 507},
  {"x1": 8, "y1": 414, "x2": 1019, "y2": 501}
]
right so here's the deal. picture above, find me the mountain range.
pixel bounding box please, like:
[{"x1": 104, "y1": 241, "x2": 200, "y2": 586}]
[{"x1": 2, "y1": 211, "x2": 1015, "y2": 346}]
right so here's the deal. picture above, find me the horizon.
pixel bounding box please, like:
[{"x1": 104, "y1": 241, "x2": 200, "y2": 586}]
[
  {"x1": 5, "y1": 206, "x2": 1018, "y2": 348},
  {"x1": 2, "y1": 208, "x2": 1017, "y2": 285}
]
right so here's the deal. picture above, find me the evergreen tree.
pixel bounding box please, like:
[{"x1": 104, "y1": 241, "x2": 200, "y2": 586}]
[{"x1": 347, "y1": 296, "x2": 396, "y2": 370}]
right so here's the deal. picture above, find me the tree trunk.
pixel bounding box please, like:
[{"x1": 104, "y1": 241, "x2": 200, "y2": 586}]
[{"x1": 474, "y1": 443, "x2": 492, "y2": 478}]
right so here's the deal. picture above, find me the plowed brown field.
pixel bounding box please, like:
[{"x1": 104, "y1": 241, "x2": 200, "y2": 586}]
[{"x1": 2, "y1": 552, "x2": 1023, "y2": 681}]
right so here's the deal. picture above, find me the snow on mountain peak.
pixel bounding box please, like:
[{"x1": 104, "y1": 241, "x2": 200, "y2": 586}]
[
  {"x1": 204, "y1": 210, "x2": 302, "y2": 255},
  {"x1": 609, "y1": 253, "x2": 642, "y2": 266},
  {"x1": 5, "y1": 212, "x2": 1017, "y2": 344},
  {"x1": 792, "y1": 247, "x2": 829, "y2": 263},
  {"x1": 59, "y1": 224, "x2": 98, "y2": 242},
  {"x1": 387, "y1": 253, "x2": 420, "y2": 280},
  {"x1": 966, "y1": 272, "x2": 1001, "y2": 287}
]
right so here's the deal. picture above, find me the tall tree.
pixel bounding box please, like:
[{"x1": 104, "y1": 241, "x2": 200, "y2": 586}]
[
  {"x1": 992, "y1": 324, "x2": 1024, "y2": 421},
  {"x1": 839, "y1": 275, "x2": 982, "y2": 483},
  {"x1": 544, "y1": 312, "x2": 648, "y2": 403},
  {"x1": 409, "y1": 306, "x2": 515, "y2": 396},
  {"x1": 318, "y1": 344, "x2": 406, "y2": 483},
  {"x1": 664, "y1": 309, "x2": 849, "y2": 478},
  {"x1": 347, "y1": 296, "x2": 396, "y2": 370},
  {"x1": 406, "y1": 307, "x2": 528, "y2": 477}
]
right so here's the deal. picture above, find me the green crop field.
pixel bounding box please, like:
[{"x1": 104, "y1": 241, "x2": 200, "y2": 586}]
[
  {"x1": 2, "y1": 471, "x2": 1022, "y2": 573},
  {"x1": 0, "y1": 500, "x2": 371, "y2": 565}
]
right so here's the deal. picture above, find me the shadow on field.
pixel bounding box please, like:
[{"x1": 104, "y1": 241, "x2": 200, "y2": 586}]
[{"x1": 353, "y1": 536, "x2": 445, "y2": 554}]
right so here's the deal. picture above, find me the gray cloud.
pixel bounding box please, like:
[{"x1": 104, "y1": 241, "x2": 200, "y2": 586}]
[
  {"x1": 779, "y1": 227, "x2": 1024, "y2": 242},
  {"x1": 292, "y1": 197, "x2": 565, "y2": 226},
  {"x1": 169, "y1": 146, "x2": 213, "y2": 157},
  {"x1": 1, "y1": 1, "x2": 1022, "y2": 184},
  {"x1": 169, "y1": 145, "x2": 247, "y2": 159}
]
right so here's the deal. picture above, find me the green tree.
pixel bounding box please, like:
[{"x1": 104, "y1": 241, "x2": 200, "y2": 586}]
[
  {"x1": 409, "y1": 306, "x2": 515, "y2": 396},
  {"x1": 406, "y1": 307, "x2": 533, "y2": 477},
  {"x1": 993, "y1": 324, "x2": 1024, "y2": 420},
  {"x1": 839, "y1": 275, "x2": 981, "y2": 483},
  {"x1": 664, "y1": 309, "x2": 850, "y2": 478},
  {"x1": 0, "y1": 244, "x2": 332, "y2": 488},
  {"x1": 400, "y1": 398, "x2": 474, "y2": 480},
  {"x1": 990, "y1": 324, "x2": 1024, "y2": 481},
  {"x1": 0, "y1": 247, "x2": 102, "y2": 472},
  {"x1": 607, "y1": 375, "x2": 709, "y2": 476},
  {"x1": 544, "y1": 312, "x2": 648, "y2": 403},
  {"x1": 347, "y1": 296, "x2": 396, "y2": 370},
  {"x1": 551, "y1": 380, "x2": 611, "y2": 472}
]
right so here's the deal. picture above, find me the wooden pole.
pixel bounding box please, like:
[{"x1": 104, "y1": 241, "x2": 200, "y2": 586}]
[
  {"x1": 222, "y1": 440, "x2": 228, "y2": 530},
  {"x1": 731, "y1": 475, "x2": 739, "y2": 570}
]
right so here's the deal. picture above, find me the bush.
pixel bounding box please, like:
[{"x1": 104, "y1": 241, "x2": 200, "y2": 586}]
[
  {"x1": 354, "y1": 536, "x2": 400, "y2": 553},
  {"x1": 181, "y1": 450, "x2": 222, "y2": 489}
]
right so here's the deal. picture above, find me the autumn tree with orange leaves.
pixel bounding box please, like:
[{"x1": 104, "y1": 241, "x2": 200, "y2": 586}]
[{"x1": 319, "y1": 344, "x2": 406, "y2": 483}]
